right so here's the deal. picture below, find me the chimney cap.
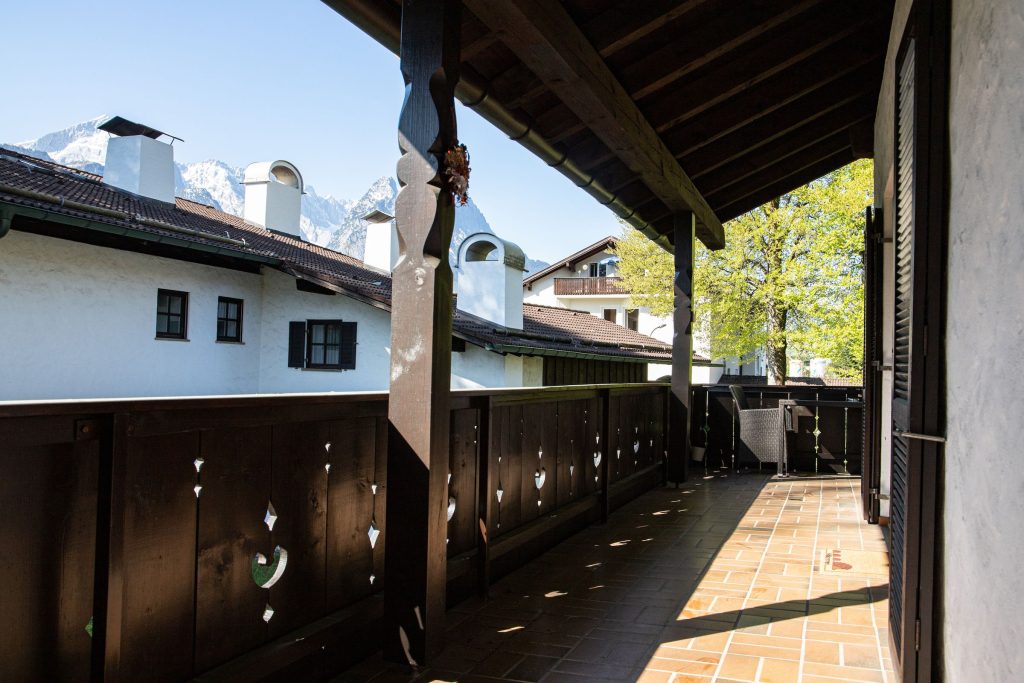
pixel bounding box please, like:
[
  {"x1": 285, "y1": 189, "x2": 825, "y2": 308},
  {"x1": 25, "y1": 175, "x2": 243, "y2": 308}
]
[
  {"x1": 362, "y1": 208, "x2": 394, "y2": 223},
  {"x1": 243, "y1": 160, "x2": 304, "y2": 193},
  {"x1": 98, "y1": 115, "x2": 182, "y2": 143}
]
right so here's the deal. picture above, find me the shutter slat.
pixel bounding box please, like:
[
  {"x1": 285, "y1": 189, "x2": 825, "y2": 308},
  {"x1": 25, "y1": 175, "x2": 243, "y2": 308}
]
[
  {"x1": 339, "y1": 322, "x2": 358, "y2": 370},
  {"x1": 288, "y1": 321, "x2": 306, "y2": 368}
]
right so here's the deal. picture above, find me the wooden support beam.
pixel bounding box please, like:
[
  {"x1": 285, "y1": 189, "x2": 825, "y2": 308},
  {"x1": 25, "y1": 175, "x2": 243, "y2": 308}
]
[
  {"x1": 669, "y1": 213, "x2": 695, "y2": 483},
  {"x1": 383, "y1": 0, "x2": 460, "y2": 666},
  {"x1": 465, "y1": 0, "x2": 724, "y2": 250}
]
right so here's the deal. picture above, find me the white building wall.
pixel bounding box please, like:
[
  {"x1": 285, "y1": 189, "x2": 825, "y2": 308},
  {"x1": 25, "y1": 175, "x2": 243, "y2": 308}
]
[
  {"x1": 450, "y1": 343, "x2": 508, "y2": 389},
  {"x1": 522, "y1": 356, "x2": 543, "y2": 386},
  {"x1": 940, "y1": 0, "x2": 1024, "y2": 679},
  {"x1": 0, "y1": 231, "x2": 263, "y2": 400},
  {"x1": 257, "y1": 269, "x2": 393, "y2": 393}
]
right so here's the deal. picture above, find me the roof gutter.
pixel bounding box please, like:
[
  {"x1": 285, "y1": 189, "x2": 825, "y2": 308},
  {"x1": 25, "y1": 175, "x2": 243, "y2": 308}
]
[{"x1": 322, "y1": 0, "x2": 673, "y2": 253}]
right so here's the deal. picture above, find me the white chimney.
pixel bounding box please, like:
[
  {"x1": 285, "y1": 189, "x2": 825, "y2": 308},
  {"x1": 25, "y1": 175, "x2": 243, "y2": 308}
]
[
  {"x1": 100, "y1": 116, "x2": 177, "y2": 204},
  {"x1": 455, "y1": 232, "x2": 527, "y2": 329},
  {"x1": 242, "y1": 160, "x2": 304, "y2": 238},
  {"x1": 362, "y1": 209, "x2": 398, "y2": 272}
]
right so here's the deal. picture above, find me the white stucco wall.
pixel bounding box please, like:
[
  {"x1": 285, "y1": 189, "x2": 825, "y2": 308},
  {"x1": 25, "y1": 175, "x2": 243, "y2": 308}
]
[
  {"x1": 522, "y1": 355, "x2": 543, "y2": 386},
  {"x1": 940, "y1": 0, "x2": 1024, "y2": 679},
  {"x1": 450, "y1": 342, "x2": 508, "y2": 389},
  {"x1": 256, "y1": 269, "x2": 393, "y2": 393},
  {"x1": 0, "y1": 231, "x2": 264, "y2": 399}
]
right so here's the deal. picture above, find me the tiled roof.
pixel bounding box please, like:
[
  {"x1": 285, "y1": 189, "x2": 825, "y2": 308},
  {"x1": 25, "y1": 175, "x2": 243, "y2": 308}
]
[{"x1": 0, "y1": 149, "x2": 681, "y2": 364}]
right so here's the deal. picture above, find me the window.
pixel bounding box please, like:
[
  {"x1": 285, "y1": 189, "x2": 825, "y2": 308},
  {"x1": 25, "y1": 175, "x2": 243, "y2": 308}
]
[
  {"x1": 288, "y1": 319, "x2": 357, "y2": 370},
  {"x1": 156, "y1": 289, "x2": 188, "y2": 339},
  {"x1": 626, "y1": 309, "x2": 639, "y2": 331},
  {"x1": 217, "y1": 297, "x2": 243, "y2": 342},
  {"x1": 603, "y1": 308, "x2": 617, "y2": 324}
]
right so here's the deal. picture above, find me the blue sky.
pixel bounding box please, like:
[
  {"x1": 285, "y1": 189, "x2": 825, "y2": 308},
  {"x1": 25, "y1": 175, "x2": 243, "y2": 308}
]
[{"x1": 0, "y1": 0, "x2": 621, "y2": 263}]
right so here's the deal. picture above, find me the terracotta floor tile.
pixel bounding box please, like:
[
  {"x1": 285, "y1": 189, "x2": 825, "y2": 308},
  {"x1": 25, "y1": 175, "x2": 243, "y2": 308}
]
[
  {"x1": 758, "y1": 657, "x2": 801, "y2": 682},
  {"x1": 717, "y1": 654, "x2": 761, "y2": 681},
  {"x1": 337, "y1": 475, "x2": 891, "y2": 683}
]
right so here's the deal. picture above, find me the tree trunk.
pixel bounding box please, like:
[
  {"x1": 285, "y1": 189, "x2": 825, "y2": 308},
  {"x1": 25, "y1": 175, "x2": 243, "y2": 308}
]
[{"x1": 765, "y1": 305, "x2": 787, "y2": 385}]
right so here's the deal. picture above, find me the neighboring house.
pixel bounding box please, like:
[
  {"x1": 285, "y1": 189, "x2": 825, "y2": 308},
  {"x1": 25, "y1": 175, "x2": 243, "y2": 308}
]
[
  {"x1": 523, "y1": 236, "x2": 722, "y2": 382},
  {"x1": 0, "y1": 120, "x2": 672, "y2": 400}
]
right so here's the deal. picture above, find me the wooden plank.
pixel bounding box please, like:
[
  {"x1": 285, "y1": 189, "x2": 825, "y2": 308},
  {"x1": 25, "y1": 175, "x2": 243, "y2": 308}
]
[
  {"x1": 119, "y1": 430, "x2": 200, "y2": 682},
  {"x1": 447, "y1": 409, "x2": 479, "y2": 557},
  {"x1": 383, "y1": 0, "x2": 461, "y2": 665},
  {"x1": 326, "y1": 418, "x2": 379, "y2": 610},
  {"x1": 465, "y1": 0, "x2": 724, "y2": 249},
  {"x1": 554, "y1": 400, "x2": 576, "y2": 507},
  {"x1": 268, "y1": 421, "x2": 329, "y2": 639},
  {"x1": 194, "y1": 425, "x2": 273, "y2": 673},
  {"x1": 0, "y1": 417, "x2": 96, "y2": 682}
]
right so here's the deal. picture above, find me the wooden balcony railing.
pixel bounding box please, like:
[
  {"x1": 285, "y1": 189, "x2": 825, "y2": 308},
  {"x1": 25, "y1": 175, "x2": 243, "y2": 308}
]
[
  {"x1": 1, "y1": 383, "x2": 672, "y2": 681},
  {"x1": 553, "y1": 276, "x2": 627, "y2": 295},
  {"x1": 690, "y1": 384, "x2": 865, "y2": 475}
]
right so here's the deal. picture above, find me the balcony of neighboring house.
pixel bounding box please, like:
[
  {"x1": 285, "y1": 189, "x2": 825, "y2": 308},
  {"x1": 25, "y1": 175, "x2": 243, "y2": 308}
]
[{"x1": 553, "y1": 276, "x2": 628, "y2": 297}]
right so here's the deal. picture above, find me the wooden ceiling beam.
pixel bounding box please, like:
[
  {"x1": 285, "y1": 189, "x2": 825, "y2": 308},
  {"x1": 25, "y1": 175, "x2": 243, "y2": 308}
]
[
  {"x1": 645, "y1": 9, "x2": 887, "y2": 134},
  {"x1": 682, "y1": 91, "x2": 877, "y2": 175},
  {"x1": 691, "y1": 101, "x2": 876, "y2": 187},
  {"x1": 664, "y1": 56, "x2": 884, "y2": 160},
  {"x1": 465, "y1": 0, "x2": 724, "y2": 249},
  {"x1": 701, "y1": 130, "x2": 860, "y2": 200},
  {"x1": 568, "y1": 55, "x2": 881, "y2": 176},
  {"x1": 621, "y1": 0, "x2": 825, "y2": 100},
  {"x1": 713, "y1": 148, "x2": 855, "y2": 220},
  {"x1": 584, "y1": 0, "x2": 711, "y2": 57}
]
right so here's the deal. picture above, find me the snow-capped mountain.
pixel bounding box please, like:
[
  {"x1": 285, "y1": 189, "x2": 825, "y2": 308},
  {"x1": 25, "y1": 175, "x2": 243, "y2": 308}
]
[{"x1": 5, "y1": 117, "x2": 549, "y2": 274}]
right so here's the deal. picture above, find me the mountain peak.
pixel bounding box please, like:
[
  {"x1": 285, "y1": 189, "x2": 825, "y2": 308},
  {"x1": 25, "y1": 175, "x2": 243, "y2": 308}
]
[{"x1": 5, "y1": 119, "x2": 549, "y2": 275}]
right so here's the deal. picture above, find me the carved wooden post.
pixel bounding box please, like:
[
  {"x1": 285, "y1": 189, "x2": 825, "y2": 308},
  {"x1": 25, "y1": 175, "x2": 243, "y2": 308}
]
[
  {"x1": 383, "y1": 0, "x2": 460, "y2": 666},
  {"x1": 669, "y1": 212, "x2": 695, "y2": 484}
]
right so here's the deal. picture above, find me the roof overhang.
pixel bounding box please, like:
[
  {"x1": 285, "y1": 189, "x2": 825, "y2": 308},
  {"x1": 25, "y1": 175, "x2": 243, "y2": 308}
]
[{"x1": 322, "y1": 0, "x2": 891, "y2": 252}]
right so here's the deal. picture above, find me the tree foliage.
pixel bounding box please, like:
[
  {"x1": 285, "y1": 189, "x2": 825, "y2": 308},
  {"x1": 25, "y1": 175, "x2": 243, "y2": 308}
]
[{"x1": 613, "y1": 159, "x2": 872, "y2": 382}]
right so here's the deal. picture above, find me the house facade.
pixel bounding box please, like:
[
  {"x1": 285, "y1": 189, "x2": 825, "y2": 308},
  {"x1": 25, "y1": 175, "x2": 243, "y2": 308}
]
[
  {"x1": 523, "y1": 236, "x2": 724, "y2": 382},
  {"x1": 0, "y1": 129, "x2": 672, "y2": 401}
]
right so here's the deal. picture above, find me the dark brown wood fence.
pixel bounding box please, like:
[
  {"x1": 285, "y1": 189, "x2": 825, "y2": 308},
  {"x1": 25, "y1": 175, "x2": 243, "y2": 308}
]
[{"x1": 0, "y1": 383, "x2": 670, "y2": 682}]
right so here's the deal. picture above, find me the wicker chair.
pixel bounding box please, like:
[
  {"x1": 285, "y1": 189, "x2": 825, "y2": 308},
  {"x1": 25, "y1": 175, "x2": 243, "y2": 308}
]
[{"x1": 729, "y1": 385, "x2": 788, "y2": 476}]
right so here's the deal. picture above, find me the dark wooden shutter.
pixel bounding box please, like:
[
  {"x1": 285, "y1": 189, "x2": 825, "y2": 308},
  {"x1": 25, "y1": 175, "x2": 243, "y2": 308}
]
[
  {"x1": 862, "y1": 206, "x2": 883, "y2": 523},
  {"x1": 890, "y1": 1, "x2": 949, "y2": 677},
  {"x1": 339, "y1": 322, "x2": 358, "y2": 370},
  {"x1": 288, "y1": 322, "x2": 306, "y2": 368}
]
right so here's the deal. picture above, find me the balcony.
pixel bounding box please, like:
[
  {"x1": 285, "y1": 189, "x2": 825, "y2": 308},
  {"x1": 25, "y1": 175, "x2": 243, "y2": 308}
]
[
  {"x1": 553, "y1": 276, "x2": 628, "y2": 296},
  {"x1": 1, "y1": 382, "x2": 879, "y2": 681}
]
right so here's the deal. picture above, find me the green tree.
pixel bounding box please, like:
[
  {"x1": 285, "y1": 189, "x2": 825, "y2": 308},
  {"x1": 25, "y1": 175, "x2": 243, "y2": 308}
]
[{"x1": 613, "y1": 159, "x2": 872, "y2": 383}]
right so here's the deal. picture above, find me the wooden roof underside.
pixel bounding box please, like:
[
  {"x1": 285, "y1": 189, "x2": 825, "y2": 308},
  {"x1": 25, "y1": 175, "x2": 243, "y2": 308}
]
[{"x1": 323, "y1": 0, "x2": 891, "y2": 251}]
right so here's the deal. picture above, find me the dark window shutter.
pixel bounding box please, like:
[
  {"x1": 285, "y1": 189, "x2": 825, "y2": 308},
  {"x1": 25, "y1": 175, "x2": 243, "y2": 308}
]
[
  {"x1": 339, "y1": 321, "x2": 358, "y2": 370},
  {"x1": 288, "y1": 321, "x2": 306, "y2": 368}
]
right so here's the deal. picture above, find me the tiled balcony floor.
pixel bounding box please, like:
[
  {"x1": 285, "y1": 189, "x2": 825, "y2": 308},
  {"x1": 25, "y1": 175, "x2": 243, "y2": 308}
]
[{"x1": 338, "y1": 472, "x2": 892, "y2": 682}]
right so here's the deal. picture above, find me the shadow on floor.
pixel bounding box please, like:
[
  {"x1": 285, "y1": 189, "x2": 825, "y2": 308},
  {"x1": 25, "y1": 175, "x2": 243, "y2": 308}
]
[{"x1": 334, "y1": 471, "x2": 890, "y2": 682}]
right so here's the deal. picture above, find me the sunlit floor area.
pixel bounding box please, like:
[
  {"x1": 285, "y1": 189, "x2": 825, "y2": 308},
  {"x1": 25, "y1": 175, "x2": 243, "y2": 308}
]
[{"x1": 338, "y1": 471, "x2": 892, "y2": 682}]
